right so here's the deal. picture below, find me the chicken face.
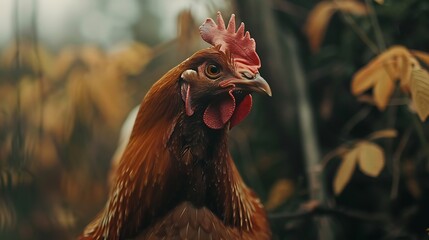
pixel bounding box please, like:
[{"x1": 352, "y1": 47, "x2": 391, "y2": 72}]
[{"x1": 180, "y1": 50, "x2": 271, "y2": 130}]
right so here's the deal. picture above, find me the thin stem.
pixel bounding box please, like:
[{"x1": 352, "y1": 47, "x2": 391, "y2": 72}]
[
  {"x1": 339, "y1": 11, "x2": 379, "y2": 55},
  {"x1": 321, "y1": 146, "x2": 349, "y2": 169},
  {"x1": 272, "y1": 0, "x2": 308, "y2": 20},
  {"x1": 410, "y1": 112, "x2": 429, "y2": 156},
  {"x1": 390, "y1": 128, "x2": 411, "y2": 200},
  {"x1": 341, "y1": 107, "x2": 372, "y2": 137},
  {"x1": 365, "y1": 0, "x2": 386, "y2": 52},
  {"x1": 384, "y1": 88, "x2": 401, "y2": 172}
]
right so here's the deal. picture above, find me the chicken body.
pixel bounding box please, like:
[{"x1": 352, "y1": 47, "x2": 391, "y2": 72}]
[{"x1": 80, "y1": 13, "x2": 271, "y2": 240}]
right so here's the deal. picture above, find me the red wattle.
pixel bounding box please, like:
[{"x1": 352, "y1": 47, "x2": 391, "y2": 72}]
[
  {"x1": 230, "y1": 94, "x2": 252, "y2": 129},
  {"x1": 203, "y1": 91, "x2": 236, "y2": 129}
]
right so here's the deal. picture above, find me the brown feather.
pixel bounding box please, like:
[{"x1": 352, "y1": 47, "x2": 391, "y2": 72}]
[{"x1": 79, "y1": 48, "x2": 270, "y2": 240}]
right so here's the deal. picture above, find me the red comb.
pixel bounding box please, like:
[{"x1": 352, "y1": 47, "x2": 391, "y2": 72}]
[{"x1": 199, "y1": 12, "x2": 261, "y2": 74}]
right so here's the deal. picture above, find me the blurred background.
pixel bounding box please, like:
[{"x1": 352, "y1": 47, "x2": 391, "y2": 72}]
[{"x1": 1, "y1": 0, "x2": 429, "y2": 239}]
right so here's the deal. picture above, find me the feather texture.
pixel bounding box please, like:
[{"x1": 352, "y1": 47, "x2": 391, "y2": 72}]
[{"x1": 80, "y1": 35, "x2": 270, "y2": 240}]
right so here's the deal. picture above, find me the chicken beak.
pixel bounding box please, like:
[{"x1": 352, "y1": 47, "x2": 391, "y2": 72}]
[{"x1": 222, "y1": 73, "x2": 272, "y2": 96}]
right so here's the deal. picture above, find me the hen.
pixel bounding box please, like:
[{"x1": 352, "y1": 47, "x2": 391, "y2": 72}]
[{"x1": 80, "y1": 12, "x2": 272, "y2": 240}]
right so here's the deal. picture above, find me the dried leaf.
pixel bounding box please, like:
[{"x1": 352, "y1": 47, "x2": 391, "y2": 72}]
[
  {"x1": 351, "y1": 46, "x2": 419, "y2": 110},
  {"x1": 400, "y1": 56, "x2": 420, "y2": 92},
  {"x1": 357, "y1": 141, "x2": 385, "y2": 177},
  {"x1": 397, "y1": 55, "x2": 411, "y2": 91},
  {"x1": 304, "y1": 0, "x2": 368, "y2": 53},
  {"x1": 384, "y1": 57, "x2": 401, "y2": 80},
  {"x1": 351, "y1": 67, "x2": 377, "y2": 95},
  {"x1": 352, "y1": 64, "x2": 394, "y2": 110},
  {"x1": 410, "y1": 69, "x2": 429, "y2": 121},
  {"x1": 265, "y1": 179, "x2": 295, "y2": 210},
  {"x1": 374, "y1": 0, "x2": 384, "y2": 4},
  {"x1": 373, "y1": 69, "x2": 395, "y2": 110},
  {"x1": 411, "y1": 50, "x2": 429, "y2": 67},
  {"x1": 334, "y1": 148, "x2": 358, "y2": 195},
  {"x1": 368, "y1": 129, "x2": 398, "y2": 140}
]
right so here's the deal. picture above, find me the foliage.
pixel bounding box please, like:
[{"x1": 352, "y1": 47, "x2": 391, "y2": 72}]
[
  {"x1": 304, "y1": 0, "x2": 369, "y2": 53},
  {"x1": 297, "y1": 0, "x2": 429, "y2": 239},
  {"x1": 0, "y1": 41, "x2": 151, "y2": 239},
  {"x1": 326, "y1": 129, "x2": 396, "y2": 195},
  {"x1": 1, "y1": 0, "x2": 429, "y2": 239}
]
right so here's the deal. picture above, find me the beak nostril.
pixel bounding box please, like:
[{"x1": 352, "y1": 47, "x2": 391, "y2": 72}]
[
  {"x1": 222, "y1": 73, "x2": 271, "y2": 97},
  {"x1": 241, "y1": 71, "x2": 254, "y2": 80}
]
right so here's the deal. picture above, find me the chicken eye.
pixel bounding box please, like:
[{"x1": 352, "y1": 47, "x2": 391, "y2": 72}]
[{"x1": 205, "y1": 63, "x2": 222, "y2": 79}]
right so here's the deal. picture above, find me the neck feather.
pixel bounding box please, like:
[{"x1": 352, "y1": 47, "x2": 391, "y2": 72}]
[{"x1": 85, "y1": 62, "x2": 267, "y2": 240}]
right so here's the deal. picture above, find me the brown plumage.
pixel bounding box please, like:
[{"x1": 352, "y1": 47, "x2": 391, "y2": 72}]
[{"x1": 79, "y1": 12, "x2": 272, "y2": 240}]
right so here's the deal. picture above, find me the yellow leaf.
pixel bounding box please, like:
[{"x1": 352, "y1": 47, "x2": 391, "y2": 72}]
[
  {"x1": 384, "y1": 58, "x2": 401, "y2": 81},
  {"x1": 410, "y1": 69, "x2": 429, "y2": 121},
  {"x1": 265, "y1": 179, "x2": 295, "y2": 211},
  {"x1": 411, "y1": 50, "x2": 429, "y2": 67},
  {"x1": 352, "y1": 46, "x2": 411, "y2": 86},
  {"x1": 372, "y1": 46, "x2": 411, "y2": 66},
  {"x1": 373, "y1": 69, "x2": 395, "y2": 110},
  {"x1": 351, "y1": 66, "x2": 377, "y2": 95},
  {"x1": 351, "y1": 46, "x2": 419, "y2": 109},
  {"x1": 399, "y1": 56, "x2": 420, "y2": 92},
  {"x1": 334, "y1": 148, "x2": 358, "y2": 195},
  {"x1": 304, "y1": 1, "x2": 368, "y2": 53},
  {"x1": 368, "y1": 129, "x2": 398, "y2": 140},
  {"x1": 374, "y1": 0, "x2": 384, "y2": 4},
  {"x1": 357, "y1": 141, "x2": 385, "y2": 177}
]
